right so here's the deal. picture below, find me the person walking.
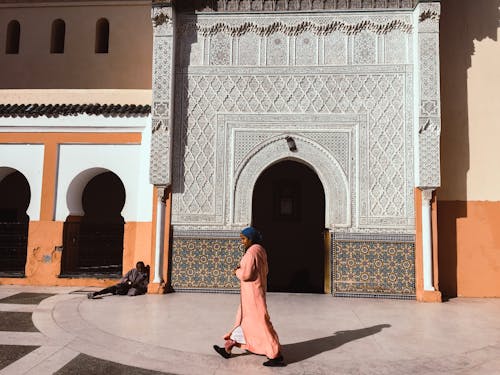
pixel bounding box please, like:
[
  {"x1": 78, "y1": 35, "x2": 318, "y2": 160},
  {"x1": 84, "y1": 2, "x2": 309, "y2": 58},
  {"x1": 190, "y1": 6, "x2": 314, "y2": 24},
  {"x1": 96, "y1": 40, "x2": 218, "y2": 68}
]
[{"x1": 213, "y1": 227, "x2": 285, "y2": 367}]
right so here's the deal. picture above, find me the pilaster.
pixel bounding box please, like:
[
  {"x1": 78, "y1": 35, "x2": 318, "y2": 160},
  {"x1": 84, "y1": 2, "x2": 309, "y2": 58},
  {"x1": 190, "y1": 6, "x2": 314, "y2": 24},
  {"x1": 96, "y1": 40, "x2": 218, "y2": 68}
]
[
  {"x1": 150, "y1": 3, "x2": 176, "y2": 186},
  {"x1": 413, "y1": 2, "x2": 441, "y2": 189}
]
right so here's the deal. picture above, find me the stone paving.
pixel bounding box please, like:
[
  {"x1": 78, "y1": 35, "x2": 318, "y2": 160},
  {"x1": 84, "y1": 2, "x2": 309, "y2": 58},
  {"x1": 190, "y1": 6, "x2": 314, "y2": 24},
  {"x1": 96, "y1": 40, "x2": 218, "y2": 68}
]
[{"x1": 0, "y1": 285, "x2": 500, "y2": 374}]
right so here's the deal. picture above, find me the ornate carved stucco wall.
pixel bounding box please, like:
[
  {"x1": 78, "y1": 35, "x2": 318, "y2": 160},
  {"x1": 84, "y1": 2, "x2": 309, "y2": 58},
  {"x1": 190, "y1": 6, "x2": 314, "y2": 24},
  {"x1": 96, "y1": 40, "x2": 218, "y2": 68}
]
[
  {"x1": 151, "y1": 1, "x2": 441, "y2": 295},
  {"x1": 173, "y1": 11, "x2": 418, "y2": 232}
]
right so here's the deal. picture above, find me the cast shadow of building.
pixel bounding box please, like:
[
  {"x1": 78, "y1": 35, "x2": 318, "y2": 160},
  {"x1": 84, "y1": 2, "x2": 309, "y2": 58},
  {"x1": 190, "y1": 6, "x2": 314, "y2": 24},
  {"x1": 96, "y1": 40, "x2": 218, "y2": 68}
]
[
  {"x1": 438, "y1": 0, "x2": 500, "y2": 299},
  {"x1": 282, "y1": 324, "x2": 391, "y2": 365}
]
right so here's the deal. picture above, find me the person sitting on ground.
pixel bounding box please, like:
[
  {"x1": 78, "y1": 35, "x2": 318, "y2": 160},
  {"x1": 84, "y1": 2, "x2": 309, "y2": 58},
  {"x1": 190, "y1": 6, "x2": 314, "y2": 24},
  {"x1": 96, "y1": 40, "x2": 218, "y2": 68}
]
[{"x1": 87, "y1": 261, "x2": 149, "y2": 299}]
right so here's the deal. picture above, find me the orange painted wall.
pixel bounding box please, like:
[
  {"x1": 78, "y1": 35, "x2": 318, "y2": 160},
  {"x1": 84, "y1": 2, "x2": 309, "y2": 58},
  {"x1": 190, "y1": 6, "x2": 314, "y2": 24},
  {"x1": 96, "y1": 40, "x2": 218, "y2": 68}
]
[
  {"x1": 438, "y1": 201, "x2": 500, "y2": 298},
  {"x1": 0, "y1": 220, "x2": 152, "y2": 287},
  {"x1": 438, "y1": 0, "x2": 500, "y2": 298},
  {"x1": 123, "y1": 221, "x2": 153, "y2": 273},
  {"x1": 0, "y1": 131, "x2": 154, "y2": 287}
]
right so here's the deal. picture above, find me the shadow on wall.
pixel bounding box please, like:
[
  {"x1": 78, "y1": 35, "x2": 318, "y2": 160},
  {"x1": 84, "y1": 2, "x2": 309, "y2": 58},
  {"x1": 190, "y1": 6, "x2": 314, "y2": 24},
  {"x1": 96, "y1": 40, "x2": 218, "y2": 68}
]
[
  {"x1": 282, "y1": 324, "x2": 391, "y2": 364},
  {"x1": 438, "y1": 0, "x2": 500, "y2": 299}
]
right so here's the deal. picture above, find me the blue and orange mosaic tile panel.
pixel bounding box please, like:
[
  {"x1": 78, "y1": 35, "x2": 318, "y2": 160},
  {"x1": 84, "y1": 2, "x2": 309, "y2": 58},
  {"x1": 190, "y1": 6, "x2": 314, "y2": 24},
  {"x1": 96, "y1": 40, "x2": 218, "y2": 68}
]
[
  {"x1": 171, "y1": 237, "x2": 243, "y2": 290},
  {"x1": 333, "y1": 239, "x2": 415, "y2": 297}
]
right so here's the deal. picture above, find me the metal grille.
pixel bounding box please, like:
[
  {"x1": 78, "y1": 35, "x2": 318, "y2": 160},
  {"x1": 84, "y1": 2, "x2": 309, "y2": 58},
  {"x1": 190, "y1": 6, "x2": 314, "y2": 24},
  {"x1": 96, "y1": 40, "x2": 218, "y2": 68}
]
[{"x1": 61, "y1": 221, "x2": 124, "y2": 277}]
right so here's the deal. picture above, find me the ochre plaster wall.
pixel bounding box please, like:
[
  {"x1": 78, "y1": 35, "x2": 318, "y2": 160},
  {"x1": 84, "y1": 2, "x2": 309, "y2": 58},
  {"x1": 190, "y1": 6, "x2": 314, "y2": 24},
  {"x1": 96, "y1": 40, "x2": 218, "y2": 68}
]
[
  {"x1": 438, "y1": 201, "x2": 500, "y2": 297},
  {"x1": 123, "y1": 222, "x2": 153, "y2": 273},
  {"x1": 0, "y1": 89, "x2": 152, "y2": 105},
  {"x1": 0, "y1": 221, "x2": 153, "y2": 287},
  {"x1": 0, "y1": 2, "x2": 152, "y2": 89},
  {"x1": 0, "y1": 131, "x2": 154, "y2": 287},
  {"x1": 438, "y1": 0, "x2": 500, "y2": 297}
]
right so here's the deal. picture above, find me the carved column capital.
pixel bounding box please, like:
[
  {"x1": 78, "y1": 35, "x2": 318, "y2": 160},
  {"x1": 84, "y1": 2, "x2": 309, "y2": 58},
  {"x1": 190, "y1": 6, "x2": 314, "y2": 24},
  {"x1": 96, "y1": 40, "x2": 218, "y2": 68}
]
[
  {"x1": 418, "y1": 2, "x2": 441, "y2": 32},
  {"x1": 421, "y1": 188, "x2": 434, "y2": 203},
  {"x1": 156, "y1": 185, "x2": 168, "y2": 204},
  {"x1": 152, "y1": 6, "x2": 174, "y2": 31}
]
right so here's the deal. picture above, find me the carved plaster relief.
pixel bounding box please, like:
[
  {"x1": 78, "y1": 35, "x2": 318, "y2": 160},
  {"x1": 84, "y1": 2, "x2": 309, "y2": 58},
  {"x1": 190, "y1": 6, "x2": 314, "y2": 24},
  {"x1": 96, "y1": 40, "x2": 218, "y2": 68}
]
[
  {"x1": 353, "y1": 30, "x2": 377, "y2": 65},
  {"x1": 324, "y1": 31, "x2": 347, "y2": 65},
  {"x1": 173, "y1": 0, "x2": 421, "y2": 12},
  {"x1": 150, "y1": 6, "x2": 175, "y2": 186},
  {"x1": 413, "y1": 2, "x2": 441, "y2": 188},
  {"x1": 167, "y1": 9, "x2": 431, "y2": 233},
  {"x1": 172, "y1": 65, "x2": 414, "y2": 232},
  {"x1": 177, "y1": 12, "x2": 414, "y2": 67},
  {"x1": 217, "y1": 114, "x2": 361, "y2": 228}
]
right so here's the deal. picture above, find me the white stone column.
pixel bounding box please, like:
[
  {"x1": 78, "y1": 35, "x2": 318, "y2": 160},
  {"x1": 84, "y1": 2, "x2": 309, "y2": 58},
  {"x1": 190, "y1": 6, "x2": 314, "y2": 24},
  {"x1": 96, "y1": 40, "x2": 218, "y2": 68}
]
[
  {"x1": 413, "y1": 3, "x2": 441, "y2": 296},
  {"x1": 421, "y1": 189, "x2": 434, "y2": 291},
  {"x1": 153, "y1": 187, "x2": 166, "y2": 284}
]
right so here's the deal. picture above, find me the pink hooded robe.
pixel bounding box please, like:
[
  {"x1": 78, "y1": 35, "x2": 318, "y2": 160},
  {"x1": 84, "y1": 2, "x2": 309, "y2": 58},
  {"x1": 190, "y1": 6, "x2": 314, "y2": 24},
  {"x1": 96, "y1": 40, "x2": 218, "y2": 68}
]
[{"x1": 226, "y1": 244, "x2": 281, "y2": 359}]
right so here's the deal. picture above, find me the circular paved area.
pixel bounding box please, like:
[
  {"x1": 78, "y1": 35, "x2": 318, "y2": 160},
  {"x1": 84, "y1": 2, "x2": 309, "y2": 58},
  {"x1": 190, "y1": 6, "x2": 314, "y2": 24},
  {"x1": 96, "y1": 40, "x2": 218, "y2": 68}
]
[{"x1": 1, "y1": 286, "x2": 500, "y2": 374}]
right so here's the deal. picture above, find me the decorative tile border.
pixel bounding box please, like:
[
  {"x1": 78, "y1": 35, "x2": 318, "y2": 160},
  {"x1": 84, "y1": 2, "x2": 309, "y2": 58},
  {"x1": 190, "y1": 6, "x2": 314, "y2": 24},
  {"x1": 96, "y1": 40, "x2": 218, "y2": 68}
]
[
  {"x1": 170, "y1": 231, "x2": 415, "y2": 299},
  {"x1": 332, "y1": 292, "x2": 415, "y2": 300},
  {"x1": 331, "y1": 233, "x2": 416, "y2": 298},
  {"x1": 333, "y1": 232, "x2": 415, "y2": 242},
  {"x1": 170, "y1": 236, "x2": 243, "y2": 290}
]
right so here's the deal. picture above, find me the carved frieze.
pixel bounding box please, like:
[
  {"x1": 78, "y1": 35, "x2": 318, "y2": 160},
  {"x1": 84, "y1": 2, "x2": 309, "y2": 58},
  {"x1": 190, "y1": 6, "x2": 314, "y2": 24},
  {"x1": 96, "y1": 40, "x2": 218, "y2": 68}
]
[
  {"x1": 192, "y1": 19, "x2": 413, "y2": 37},
  {"x1": 172, "y1": 0, "x2": 423, "y2": 12},
  {"x1": 177, "y1": 13, "x2": 413, "y2": 67}
]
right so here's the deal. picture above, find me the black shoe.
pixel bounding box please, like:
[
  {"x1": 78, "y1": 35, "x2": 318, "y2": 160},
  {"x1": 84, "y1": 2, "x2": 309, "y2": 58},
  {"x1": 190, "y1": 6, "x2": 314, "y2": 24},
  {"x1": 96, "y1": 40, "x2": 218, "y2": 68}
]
[
  {"x1": 263, "y1": 355, "x2": 285, "y2": 367},
  {"x1": 213, "y1": 345, "x2": 231, "y2": 359},
  {"x1": 87, "y1": 292, "x2": 95, "y2": 299}
]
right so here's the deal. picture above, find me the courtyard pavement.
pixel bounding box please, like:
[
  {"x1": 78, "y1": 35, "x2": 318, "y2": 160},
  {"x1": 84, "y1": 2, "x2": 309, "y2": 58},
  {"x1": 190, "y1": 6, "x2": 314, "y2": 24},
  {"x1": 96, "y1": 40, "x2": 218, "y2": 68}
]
[{"x1": 0, "y1": 285, "x2": 499, "y2": 375}]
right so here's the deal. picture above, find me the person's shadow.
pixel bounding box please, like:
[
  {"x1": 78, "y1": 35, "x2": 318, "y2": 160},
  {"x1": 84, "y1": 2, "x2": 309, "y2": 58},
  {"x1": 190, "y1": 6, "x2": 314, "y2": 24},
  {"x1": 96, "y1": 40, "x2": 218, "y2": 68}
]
[{"x1": 282, "y1": 324, "x2": 391, "y2": 364}]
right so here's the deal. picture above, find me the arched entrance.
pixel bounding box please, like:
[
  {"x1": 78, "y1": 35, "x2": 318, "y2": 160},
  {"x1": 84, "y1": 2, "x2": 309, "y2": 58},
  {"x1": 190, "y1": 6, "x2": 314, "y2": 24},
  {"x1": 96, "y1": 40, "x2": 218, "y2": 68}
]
[
  {"x1": 252, "y1": 160, "x2": 325, "y2": 293},
  {"x1": 61, "y1": 171, "x2": 125, "y2": 277},
  {"x1": 0, "y1": 169, "x2": 30, "y2": 276}
]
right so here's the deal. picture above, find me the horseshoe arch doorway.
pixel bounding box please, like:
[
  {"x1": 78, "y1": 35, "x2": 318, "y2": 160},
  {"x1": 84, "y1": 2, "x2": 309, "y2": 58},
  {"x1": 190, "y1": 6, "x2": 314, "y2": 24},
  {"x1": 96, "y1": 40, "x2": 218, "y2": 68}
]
[{"x1": 252, "y1": 160, "x2": 326, "y2": 293}]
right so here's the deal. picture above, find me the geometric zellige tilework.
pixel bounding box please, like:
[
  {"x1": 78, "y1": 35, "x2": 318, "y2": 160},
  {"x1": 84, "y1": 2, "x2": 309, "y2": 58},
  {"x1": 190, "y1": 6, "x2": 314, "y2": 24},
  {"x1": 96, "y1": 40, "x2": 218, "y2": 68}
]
[
  {"x1": 333, "y1": 240, "x2": 415, "y2": 296},
  {"x1": 171, "y1": 238, "x2": 243, "y2": 290}
]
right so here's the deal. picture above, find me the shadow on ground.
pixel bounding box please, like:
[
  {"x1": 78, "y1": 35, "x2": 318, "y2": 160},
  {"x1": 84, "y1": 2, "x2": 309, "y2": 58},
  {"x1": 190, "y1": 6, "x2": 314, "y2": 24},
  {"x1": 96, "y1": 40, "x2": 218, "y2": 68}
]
[{"x1": 282, "y1": 324, "x2": 391, "y2": 364}]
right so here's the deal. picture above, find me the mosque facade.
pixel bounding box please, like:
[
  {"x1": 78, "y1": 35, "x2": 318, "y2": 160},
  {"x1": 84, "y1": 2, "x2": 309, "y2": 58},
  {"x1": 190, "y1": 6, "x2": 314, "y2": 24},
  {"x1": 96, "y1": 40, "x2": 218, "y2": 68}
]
[{"x1": 1, "y1": 0, "x2": 499, "y2": 302}]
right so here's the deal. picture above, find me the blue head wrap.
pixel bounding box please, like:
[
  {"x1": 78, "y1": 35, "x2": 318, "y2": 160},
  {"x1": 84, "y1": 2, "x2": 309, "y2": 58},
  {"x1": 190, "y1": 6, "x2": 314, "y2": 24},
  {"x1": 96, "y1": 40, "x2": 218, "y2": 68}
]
[{"x1": 241, "y1": 227, "x2": 262, "y2": 244}]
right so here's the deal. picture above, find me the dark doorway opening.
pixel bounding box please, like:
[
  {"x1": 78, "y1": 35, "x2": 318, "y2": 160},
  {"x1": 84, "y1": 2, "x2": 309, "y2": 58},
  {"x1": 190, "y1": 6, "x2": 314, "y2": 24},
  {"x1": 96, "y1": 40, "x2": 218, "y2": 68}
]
[
  {"x1": 0, "y1": 170, "x2": 30, "y2": 276},
  {"x1": 252, "y1": 160, "x2": 326, "y2": 293},
  {"x1": 61, "y1": 172, "x2": 125, "y2": 277}
]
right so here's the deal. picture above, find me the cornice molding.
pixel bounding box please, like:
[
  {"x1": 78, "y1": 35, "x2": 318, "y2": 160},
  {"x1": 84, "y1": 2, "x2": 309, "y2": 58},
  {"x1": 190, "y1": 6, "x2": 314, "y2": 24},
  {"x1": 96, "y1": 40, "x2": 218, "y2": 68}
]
[{"x1": 169, "y1": 0, "x2": 438, "y2": 12}]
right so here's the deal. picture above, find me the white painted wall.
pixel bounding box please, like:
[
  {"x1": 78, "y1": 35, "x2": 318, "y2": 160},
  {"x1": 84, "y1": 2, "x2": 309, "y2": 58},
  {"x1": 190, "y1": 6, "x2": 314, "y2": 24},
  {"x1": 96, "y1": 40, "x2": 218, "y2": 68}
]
[
  {"x1": 0, "y1": 144, "x2": 44, "y2": 220},
  {"x1": 56, "y1": 143, "x2": 153, "y2": 222}
]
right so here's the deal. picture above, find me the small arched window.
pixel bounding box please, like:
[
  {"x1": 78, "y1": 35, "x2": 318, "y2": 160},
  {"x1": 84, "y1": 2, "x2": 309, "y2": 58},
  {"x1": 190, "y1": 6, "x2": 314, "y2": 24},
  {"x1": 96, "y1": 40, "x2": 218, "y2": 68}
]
[
  {"x1": 6, "y1": 20, "x2": 21, "y2": 54},
  {"x1": 95, "y1": 18, "x2": 109, "y2": 53},
  {"x1": 50, "y1": 19, "x2": 65, "y2": 54}
]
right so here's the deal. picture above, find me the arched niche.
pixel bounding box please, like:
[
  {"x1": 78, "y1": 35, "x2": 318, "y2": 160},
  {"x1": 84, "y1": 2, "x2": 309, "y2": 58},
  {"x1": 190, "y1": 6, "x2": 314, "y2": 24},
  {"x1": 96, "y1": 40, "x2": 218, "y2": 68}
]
[
  {"x1": 0, "y1": 167, "x2": 31, "y2": 274},
  {"x1": 66, "y1": 167, "x2": 125, "y2": 217},
  {"x1": 233, "y1": 134, "x2": 350, "y2": 228},
  {"x1": 0, "y1": 167, "x2": 31, "y2": 222},
  {"x1": 62, "y1": 169, "x2": 126, "y2": 276}
]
